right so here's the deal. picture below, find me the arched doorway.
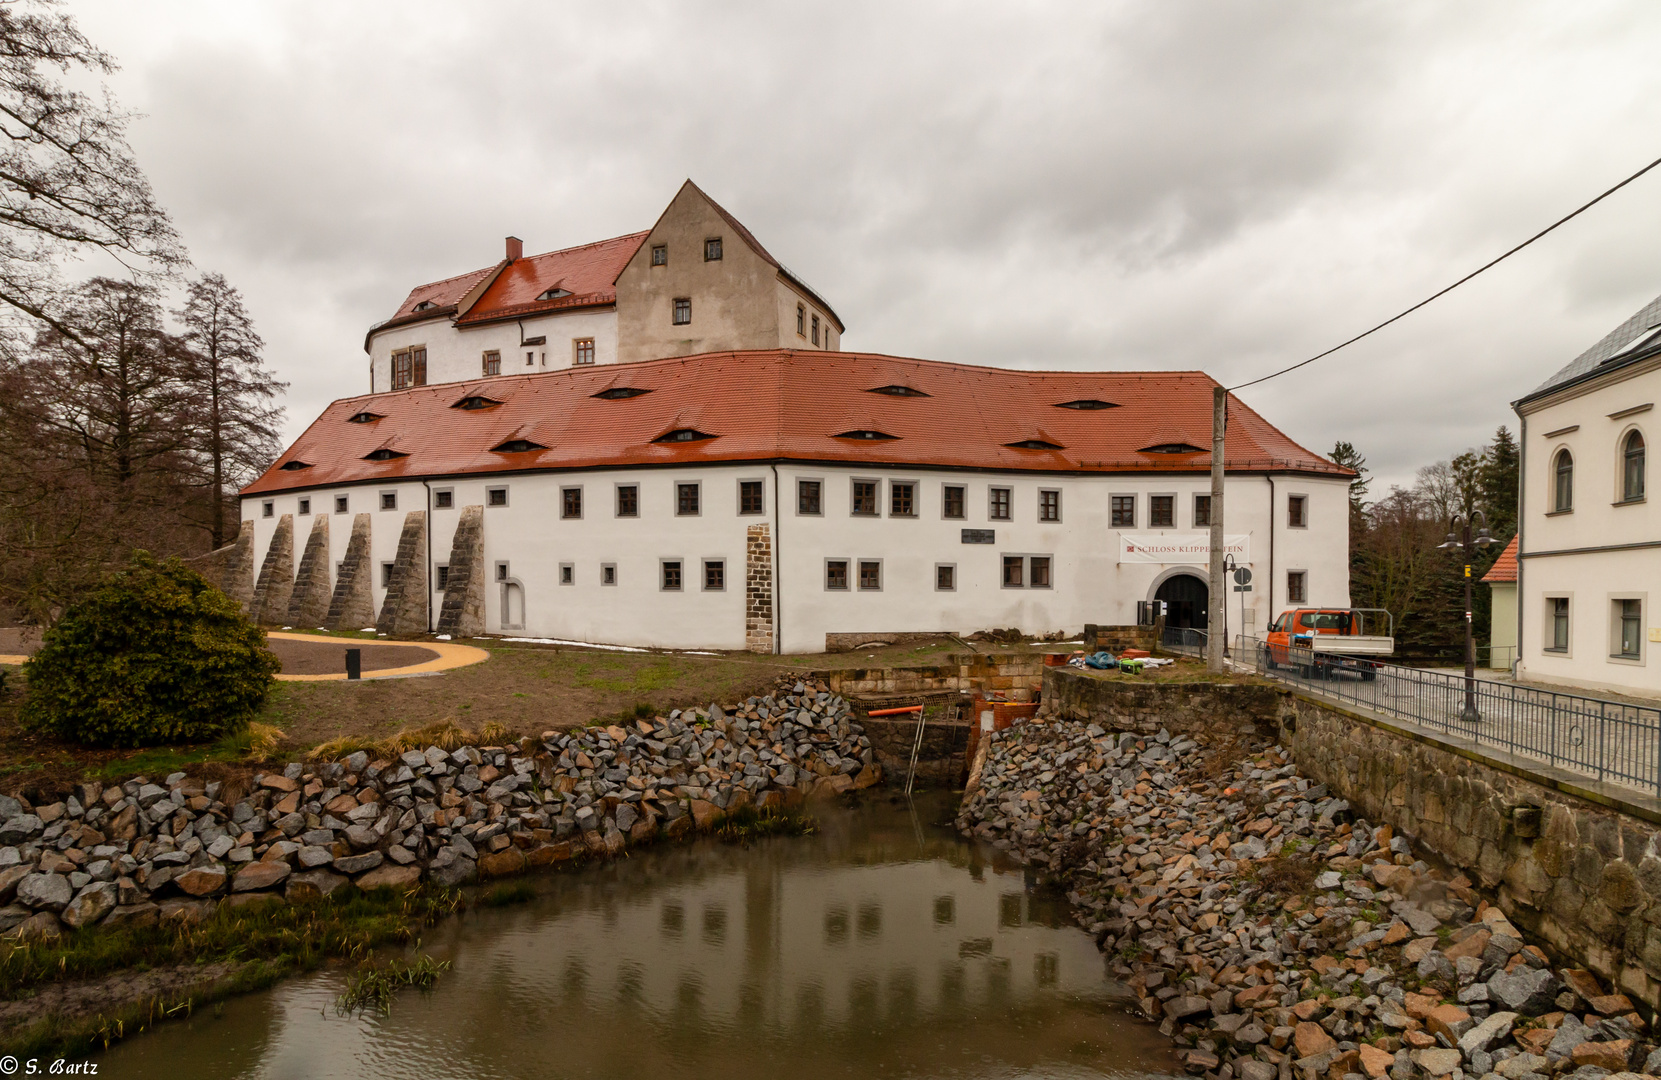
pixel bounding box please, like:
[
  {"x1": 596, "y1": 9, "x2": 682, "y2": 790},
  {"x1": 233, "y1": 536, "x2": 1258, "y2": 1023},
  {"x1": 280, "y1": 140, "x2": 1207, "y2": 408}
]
[{"x1": 1155, "y1": 573, "x2": 1208, "y2": 630}]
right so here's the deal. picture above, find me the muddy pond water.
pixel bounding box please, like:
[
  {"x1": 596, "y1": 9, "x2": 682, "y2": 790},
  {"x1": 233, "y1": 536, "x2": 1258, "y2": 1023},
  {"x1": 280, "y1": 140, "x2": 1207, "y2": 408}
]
[{"x1": 98, "y1": 793, "x2": 1178, "y2": 1080}]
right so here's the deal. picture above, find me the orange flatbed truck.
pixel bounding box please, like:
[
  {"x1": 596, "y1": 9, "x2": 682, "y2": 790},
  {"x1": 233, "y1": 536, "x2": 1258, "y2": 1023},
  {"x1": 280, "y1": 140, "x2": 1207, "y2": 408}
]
[{"x1": 1262, "y1": 608, "x2": 1395, "y2": 681}]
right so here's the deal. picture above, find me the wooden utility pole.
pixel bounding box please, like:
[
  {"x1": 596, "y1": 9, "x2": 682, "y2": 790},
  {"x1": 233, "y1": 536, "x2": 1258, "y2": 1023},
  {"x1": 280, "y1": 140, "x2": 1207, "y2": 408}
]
[{"x1": 1207, "y1": 385, "x2": 1227, "y2": 673}]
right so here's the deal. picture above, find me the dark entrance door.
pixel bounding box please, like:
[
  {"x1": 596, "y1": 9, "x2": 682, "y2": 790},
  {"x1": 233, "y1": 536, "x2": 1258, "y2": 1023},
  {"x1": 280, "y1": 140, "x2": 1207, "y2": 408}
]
[{"x1": 1154, "y1": 573, "x2": 1208, "y2": 630}]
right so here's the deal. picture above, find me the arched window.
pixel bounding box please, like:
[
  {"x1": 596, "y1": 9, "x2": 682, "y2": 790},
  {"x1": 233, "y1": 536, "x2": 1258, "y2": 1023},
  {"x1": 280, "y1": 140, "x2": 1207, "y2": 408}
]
[
  {"x1": 1624, "y1": 430, "x2": 1646, "y2": 502},
  {"x1": 1553, "y1": 449, "x2": 1574, "y2": 512}
]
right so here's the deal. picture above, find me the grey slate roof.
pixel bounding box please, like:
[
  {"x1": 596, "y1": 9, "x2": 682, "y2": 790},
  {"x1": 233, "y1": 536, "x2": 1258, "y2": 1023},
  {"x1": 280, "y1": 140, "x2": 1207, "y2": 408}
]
[{"x1": 1522, "y1": 290, "x2": 1661, "y2": 402}]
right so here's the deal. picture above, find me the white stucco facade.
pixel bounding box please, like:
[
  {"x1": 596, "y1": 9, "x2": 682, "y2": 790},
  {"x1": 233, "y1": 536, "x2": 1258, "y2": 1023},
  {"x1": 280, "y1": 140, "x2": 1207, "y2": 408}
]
[
  {"x1": 368, "y1": 308, "x2": 620, "y2": 394},
  {"x1": 244, "y1": 466, "x2": 1350, "y2": 653}
]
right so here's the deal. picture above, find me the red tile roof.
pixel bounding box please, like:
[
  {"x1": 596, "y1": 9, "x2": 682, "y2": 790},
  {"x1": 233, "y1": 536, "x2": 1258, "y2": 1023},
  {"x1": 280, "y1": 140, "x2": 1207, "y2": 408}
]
[
  {"x1": 1481, "y1": 535, "x2": 1518, "y2": 583},
  {"x1": 245, "y1": 350, "x2": 1351, "y2": 496},
  {"x1": 454, "y1": 232, "x2": 649, "y2": 326}
]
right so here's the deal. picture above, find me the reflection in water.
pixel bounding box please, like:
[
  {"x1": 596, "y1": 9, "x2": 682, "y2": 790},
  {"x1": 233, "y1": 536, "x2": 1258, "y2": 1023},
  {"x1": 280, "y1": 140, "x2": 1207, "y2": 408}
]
[{"x1": 98, "y1": 793, "x2": 1178, "y2": 1080}]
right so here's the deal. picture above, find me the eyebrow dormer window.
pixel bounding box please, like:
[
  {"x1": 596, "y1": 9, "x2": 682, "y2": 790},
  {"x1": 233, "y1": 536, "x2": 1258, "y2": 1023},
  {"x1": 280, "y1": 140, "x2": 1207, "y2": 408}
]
[
  {"x1": 537, "y1": 288, "x2": 571, "y2": 301},
  {"x1": 492, "y1": 439, "x2": 547, "y2": 453},
  {"x1": 868, "y1": 385, "x2": 929, "y2": 397},
  {"x1": 1139, "y1": 443, "x2": 1205, "y2": 454},
  {"x1": 1007, "y1": 439, "x2": 1063, "y2": 450},
  {"x1": 655, "y1": 428, "x2": 715, "y2": 443},
  {"x1": 834, "y1": 430, "x2": 897, "y2": 441},
  {"x1": 346, "y1": 411, "x2": 383, "y2": 424},
  {"x1": 363, "y1": 448, "x2": 408, "y2": 461},
  {"x1": 593, "y1": 386, "x2": 651, "y2": 400},
  {"x1": 452, "y1": 396, "x2": 501, "y2": 411},
  {"x1": 412, "y1": 301, "x2": 436, "y2": 312},
  {"x1": 278, "y1": 460, "x2": 312, "y2": 471},
  {"x1": 1055, "y1": 399, "x2": 1118, "y2": 410}
]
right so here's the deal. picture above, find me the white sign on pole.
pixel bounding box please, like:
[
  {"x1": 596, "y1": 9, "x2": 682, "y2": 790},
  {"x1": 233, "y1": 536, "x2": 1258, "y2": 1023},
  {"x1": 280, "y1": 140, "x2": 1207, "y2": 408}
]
[{"x1": 1118, "y1": 533, "x2": 1250, "y2": 564}]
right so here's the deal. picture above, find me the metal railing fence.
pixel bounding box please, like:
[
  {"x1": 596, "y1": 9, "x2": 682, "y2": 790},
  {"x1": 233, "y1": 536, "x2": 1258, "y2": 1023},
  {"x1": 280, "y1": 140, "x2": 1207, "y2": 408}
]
[
  {"x1": 1160, "y1": 625, "x2": 1207, "y2": 657},
  {"x1": 1249, "y1": 637, "x2": 1661, "y2": 796}
]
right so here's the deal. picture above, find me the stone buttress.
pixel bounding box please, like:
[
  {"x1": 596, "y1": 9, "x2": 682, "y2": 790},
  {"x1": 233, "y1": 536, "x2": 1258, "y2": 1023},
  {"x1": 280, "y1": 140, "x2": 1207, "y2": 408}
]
[
  {"x1": 284, "y1": 514, "x2": 332, "y2": 627},
  {"x1": 375, "y1": 510, "x2": 428, "y2": 637},
  {"x1": 250, "y1": 514, "x2": 294, "y2": 626},
  {"x1": 325, "y1": 514, "x2": 375, "y2": 631},
  {"x1": 436, "y1": 505, "x2": 485, "y2": 638}
]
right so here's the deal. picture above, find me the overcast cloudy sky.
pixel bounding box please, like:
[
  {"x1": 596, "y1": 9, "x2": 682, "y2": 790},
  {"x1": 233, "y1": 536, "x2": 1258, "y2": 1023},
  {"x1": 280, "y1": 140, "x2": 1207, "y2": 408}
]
[{"x1": 68, "y1": 1, "x2": 1661, "y2": 490}]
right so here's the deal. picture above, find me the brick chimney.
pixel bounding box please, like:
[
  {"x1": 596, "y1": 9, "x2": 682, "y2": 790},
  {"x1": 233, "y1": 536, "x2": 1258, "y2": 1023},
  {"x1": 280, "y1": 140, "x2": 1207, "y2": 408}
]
[{"x1": 505, "y1": 236, "x2": 522, "y2": 262}]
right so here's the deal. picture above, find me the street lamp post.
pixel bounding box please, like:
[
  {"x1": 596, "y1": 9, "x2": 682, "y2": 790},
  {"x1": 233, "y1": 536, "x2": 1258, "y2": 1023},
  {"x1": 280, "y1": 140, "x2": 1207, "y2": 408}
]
[{"x1": 1437, "y1": 510, "x2": 1497, "y2": 723}]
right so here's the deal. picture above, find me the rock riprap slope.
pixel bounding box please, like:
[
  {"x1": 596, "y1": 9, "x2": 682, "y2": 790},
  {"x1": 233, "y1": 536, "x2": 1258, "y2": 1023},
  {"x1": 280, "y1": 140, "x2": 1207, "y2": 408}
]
[
  {"x1": 957, "y1": 718, "x2": 1661, "y2": 1080},
  {"x1": 0, "y1": 681, "x2": 876, "y2": 939}
]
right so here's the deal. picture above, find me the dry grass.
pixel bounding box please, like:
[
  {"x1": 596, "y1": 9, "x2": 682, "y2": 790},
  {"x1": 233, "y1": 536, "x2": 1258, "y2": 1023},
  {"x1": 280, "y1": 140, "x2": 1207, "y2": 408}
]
[
  {"x1": 1253, "y1": 855, "x2": 1319, "y2": 897},
  {"x1": 243, "y1": 723, "x2": 285, "y2": 761},
  {"x1": 306, "y1": 719, "x2": 515, "y2": 763}
]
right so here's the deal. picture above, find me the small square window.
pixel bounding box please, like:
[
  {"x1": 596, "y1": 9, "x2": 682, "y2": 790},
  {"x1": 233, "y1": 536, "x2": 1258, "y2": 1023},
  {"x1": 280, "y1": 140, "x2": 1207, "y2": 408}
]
[
  {"x1": 1111, "y1": 495, "x2": 1135, "y2": 528},
  {"x1": 852, "y1": 480, "x2": 878, "y2": 516},
  {"x1": 704, "y1": 237, "x2": 723, "y2": 261},
  {"x1": 704, "y1": 559, "x2": 725, "y2": 591},
  {"x1": 560, "y1": 563, "x2": 575, "y2": 586},
  {"x1": 601, "y1": 563, "x2": 617, "y2": 586},
  {"x1": 380, "y1": 491, "x2": 397, "y2": 511},
  {"x1": 890, "y1": 482, "x2": 916, "y2": 517},
  {"x1": 798, "y1": 479, "x2": 822, "y2": 515},
  {"x1": 672, "y1": 297, "x2": 691, "y2": 325},
  {"x1": 662, "y1": 560, "x2": 683, "y2": 591},
  {"x1": 1038, "y1": 489, "x2": 1061, "y2": 523},
  {"x1": 1150, "y1": 495, "x2": 1174, "y2": 528},
  {"x1": 989, "y1": 487, "x2": 1011, "y2": 521},
  {"x1": 334, "y1": 495, "x2": 349, "y2": 514},
  {"x1": 381, "y1": 562, "x2": 394, "y2": 588},
  {"x1": 616, "y1": 485, "x2": 639, "y2": 517},
  {"x1": 676, "y1": 482, "x2": 700, "y2": 516},
  {"x1": 262, "y1": 500, "x2": 274, "y2": 518},
  {"x1": 739, "y1": 480, "x2": 764, "y2": 515},
  {"x1": 1287, "y1": 570, "x2": 1307, "y2": 604},
  {"x1": 1288, "y1": 495, "x2": 1308, "y2": 528},
  {"x1": 858, "y1": 560, "x2": 882, "y2": 590},
  {"x1": 936, "y1": 564, "x2": 956, "y2": 591},
  {"x1": 482, "y1": 350, "x2": 501, "y2": 376},
  {"x1": 487, "y1": 487, "x2": 508, "y2": 508},
  {"x1": 651, "y1": 244, "x2": 667, "y2": 266},
  {"x1": 562, "y1": 487, "x2": 582, "y2": 519},
  {"x1": 298, "y1": 498, "x2": 311, "y2": 516},
  {"x1": 1030, "y1": 556, "x2": 1052, "y2": 588},
  {"x1": 573, "y1": 338, "x2": 595, "y2": 366},
  {"x1": 436, "y1": 565, "x2": 450, "y2": 590},
  {"x1": 1193, "y1": 494, "x2": 1211, "y2": 527},
  {"x1": 434, "y1": 489, "x2": 454, "y2": 510},
  {"x1": 1002, "y1": 556, "x2": 1024, "y2": 588},
  {"x1": 826, "y1": 559, "x2": 849, "y2": 591},
  {"x1": 943, "y1": 485, "x2": 966, "y2": 520}
]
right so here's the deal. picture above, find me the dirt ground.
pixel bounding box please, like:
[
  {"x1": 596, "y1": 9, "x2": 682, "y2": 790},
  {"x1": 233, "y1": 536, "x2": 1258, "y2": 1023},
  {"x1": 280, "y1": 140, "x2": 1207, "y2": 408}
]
[{"x1": 267, "y1": 637, "x2": 439, "y2": 675}]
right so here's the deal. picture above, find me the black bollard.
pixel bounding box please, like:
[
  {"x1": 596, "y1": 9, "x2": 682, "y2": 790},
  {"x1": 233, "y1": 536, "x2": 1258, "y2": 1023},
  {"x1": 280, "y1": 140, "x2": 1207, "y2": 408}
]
[{"x1": 345, "y1": 648, "x2": 361, "y2": 680}]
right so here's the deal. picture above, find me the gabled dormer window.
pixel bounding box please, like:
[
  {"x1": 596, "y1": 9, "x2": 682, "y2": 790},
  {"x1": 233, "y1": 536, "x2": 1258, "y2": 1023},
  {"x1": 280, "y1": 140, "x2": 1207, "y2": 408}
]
[
  {"x1": 868, "y1": 385, "x2": 929, "y2": 397},
  {"x1": 452, "y1": 395, "x2": 501, "y2": 411},
  {"x1": 593, "y1": 387, "x2": 651, "y2": 400},
  {"x1": 834, "y1": 430, "x2": 897, "y2": 441},
  {"x1": 278, "y1": 460, "x2": 312, "y2": 471},
  {"x1": 537, "y1": 287, "x2": 571, "y2": 301},
  {"x1": 363, "y1": 448, "x2": 408, "y2": 461},
  {"x1": 1007, "y1": 439, "x2": 1063, "y2": 450},
  {"x1": 1055, "y1": 399, "x2": 1118, "y2": 410},
  {"x1": 492, "y1": 439, "x2": 547, "y2": 453},
  {"x1": 655, "y1": 428, "x2": 715, "y2": 443},
  {"x1": 347, "y1": 411, "x2": 384, "y2": 424}
]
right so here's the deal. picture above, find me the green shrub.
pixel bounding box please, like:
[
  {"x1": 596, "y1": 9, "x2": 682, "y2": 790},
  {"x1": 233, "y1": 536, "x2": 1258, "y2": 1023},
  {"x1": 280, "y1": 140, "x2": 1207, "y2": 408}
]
[{"x1": 22, "y1": 552, "x2": 280, "y2": 747}]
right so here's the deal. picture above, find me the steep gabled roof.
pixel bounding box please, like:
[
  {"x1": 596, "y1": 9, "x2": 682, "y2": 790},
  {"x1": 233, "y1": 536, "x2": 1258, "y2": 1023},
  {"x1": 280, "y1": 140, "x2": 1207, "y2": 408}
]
[
  {"x1": 1519, "y1": 290, "x2": 1661, "y2": 405},
  {"x1": 455, "y1": 232, "x2": 650, "y2": 326},
  {"x1": 1480, "y1": 535, "x2": 1519, "y2": 584},
  {"x1": 246, "y1": 350, "x2": 1349, "y2": 495}
]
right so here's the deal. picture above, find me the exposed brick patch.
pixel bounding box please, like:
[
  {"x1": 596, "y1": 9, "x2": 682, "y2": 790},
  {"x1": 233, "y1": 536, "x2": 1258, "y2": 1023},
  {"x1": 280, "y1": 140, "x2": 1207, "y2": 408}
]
[
  {"x1": 375, "y1": 511, "x2": 428, "y2": 637},
  {"x1": 745, "y1": 522, "x2": 773, "y2": 654},
  {"x1": 284, "y1": 514, "x2": 332, "y2": 627},
  {"x1": 436, "y1": 505, "x2": 484, "y2": 637},
  {"x1": 325, "y1": 514, "x2": 375, "y2": 631},
  {"x1": 250, "y1": 514, "x2": 294, "y2": 626}
]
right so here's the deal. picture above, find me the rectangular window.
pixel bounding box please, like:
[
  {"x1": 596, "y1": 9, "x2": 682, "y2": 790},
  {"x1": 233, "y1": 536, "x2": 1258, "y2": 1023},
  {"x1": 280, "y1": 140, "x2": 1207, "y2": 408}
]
[
  {"x1": 1550, "y1": 598, "x2": 1570, "y2": 651},
  {"x1": 943, "y1": 485, "x2": 966, "y2": 520},
  {"x1": 434, "y1": 489, "x2": 454, "y2": 510},
  {"x1": 661, "y1": 560, "x2": 683, "y2": 591},
  {"x1": 1002, "y1": 556, "x2": 1024, "y2": 588},
  {"x1": 298, "y1": 498, "x2": 310, "y2": 516},
  {"x1": 852, "y1": 480, "x2": 878, "y2": 516},
  {"x1": 890, "y1": 481, "x2": 916, "y2": 517},
  {"x1": 811, "y1": 314, "x2": 820, "y2": 345},
  {"x1": 798, "y1": 479, "x2": 822, "y2": 515},
  {"x1": 672, "y1": 297, "x2": 691, "y2": 325},
  {"x1": 1030, "y1": 556, "x2": 1052, "y2": 588},
  {"x1": 989, "y1": 487, "x2": 1012, "y2": 521},
  {"x1": 651, "y1": 244, "x2": 667, "y2": 266},
  {"x1": 797, "y1": 305, "x2": 806, "y2": 336},
  {"x1": 482, "y1": 350, "x2": 501, "y2": 376},
  {"x1": 1038, "y1": 489, "x2": 1061, "y2": 523},
  {"x1": 616, "y1": 485, "x2": 638, "y2": 517},
  {"x1": 560, "y1": 563, "x2": 575, "y2": 586},
  {"x1": 704, "y1": 559, "x2": 725, "y2": 591},
  {"x1": 739, "y1": 480, "x2": 764, "y2": 515},
  {"x1": 573, "y1": 338, "x2": 595, "y2": 366},
  {"x1": 262, "y1": 500, "x2": 274, "y2": 518},
  {"x1": 525, "y1": 350, "x2": 535, "y2": 367},
  {"x1": 826, "y1": 559, "x2": 849, "y2": 591},
  {"x1": 1111, "y1": 496, "x2": 1135, "y2": 528},
  {"x1": 934, "y1": 564, "x2": 956, "y2": 591},
  {"x1": 1287, "y1": 570, "x2": 1307, "y2": 604},
  {"x1": 381, "y1": 562, "x2": 394, "y2": 588},
  {"x1": 1193, "y1": 494, "x2": 1211, "y2": 527},
  {"x1": 676, "y1": 482, "x2": 700, "y2": 516},
  {"x1": 561, "y1": 487, "x2": 582, "y2": 519},
  {"x1": 436, "y1": 565, "x2": 450, "y2": 591},
  {"x1": 1618, "y1": 599, "x2": 1642, "y2": 658},
  {"x1": 391, "y1": 347, "x2": 426, "y2": 389},
  {"x1": 858, "y1": 560, "x2": 882, "y2": 590},
  {"x1": 496, "y1": 562, "x2": 508, "y2": 582},
  {"x1": 601, "y1": 563, "x2": 617, "y2": 586},
  {"x1": 1288, "y1": 495, "x2": 1308, "y2": 528},
  {"x1": 1150, "y1": 495, "x2": 1174, "y2": 528},
  {"x1": 487, "y1": 486, "x2": 508, "y2": 508},
  {"x1": 380, "y1": 491, "x2": 397, "y2": 511},
  {"x1": 704, "y1": 237, "x2": 723, "y2": 261},
  {"x1": 335, "y1": 495, "x2": 349, "y2": 514}
]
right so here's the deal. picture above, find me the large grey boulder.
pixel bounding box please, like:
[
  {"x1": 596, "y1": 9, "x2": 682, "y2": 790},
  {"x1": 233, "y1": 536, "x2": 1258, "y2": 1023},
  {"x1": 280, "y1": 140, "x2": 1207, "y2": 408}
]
[
  {"x1": 16, "y1": 872, "x2": 71, "y2": 911},
  {"x1": 61, "y1": 882, "x2": 117, "y2": 928},
  {"x1": 1488, "y1": 967, "x2": 1562, "y2": 1016}
]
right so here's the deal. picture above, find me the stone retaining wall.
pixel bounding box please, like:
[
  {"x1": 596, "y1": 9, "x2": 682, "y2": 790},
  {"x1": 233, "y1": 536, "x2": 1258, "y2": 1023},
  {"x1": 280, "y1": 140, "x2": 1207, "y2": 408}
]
[
  {"x1": 1282, "y1": 691, "x2": 1661, "y2": 1013},
  {"x1": 821, "y1": 653, "x2": 1048, "y2": 700},
  {"x1": 855, "y1": 697, "x2": 974, "y2": 787},
  {"x1": 1040, "y1": 667, "x2": 1282, "y2": 738}
]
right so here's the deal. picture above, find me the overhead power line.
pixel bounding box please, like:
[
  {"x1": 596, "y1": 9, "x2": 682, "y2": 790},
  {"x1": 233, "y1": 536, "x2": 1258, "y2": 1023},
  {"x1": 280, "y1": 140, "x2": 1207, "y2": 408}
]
[{"x1": 1227, "y1": 153, "x2": 1661, "y2": 393}]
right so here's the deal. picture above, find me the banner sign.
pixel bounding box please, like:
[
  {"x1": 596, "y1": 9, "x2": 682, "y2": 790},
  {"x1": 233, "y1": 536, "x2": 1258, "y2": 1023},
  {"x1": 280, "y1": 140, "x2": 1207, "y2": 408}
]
[{"x1": 1118, "y1": 533, "x2": 1250, "y2": 564}]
